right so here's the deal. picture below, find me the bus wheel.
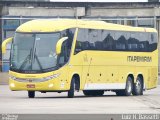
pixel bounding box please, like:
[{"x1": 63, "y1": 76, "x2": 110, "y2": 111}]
[
  {"x1": 28, "y1": 91, "x2": 35, "y2": 98},
  {"x1": 124, "y1": 76, "x2": 133, "y2": 96},
  {"x1": 68, "y1": 77, "x2": 75, "y2": 98},
  {"x1": 132, "y1": 76, "x2": 143, "y2": 96},
  {"x1": 116, "y1": 76, "x2": 133, "y2": 96}
]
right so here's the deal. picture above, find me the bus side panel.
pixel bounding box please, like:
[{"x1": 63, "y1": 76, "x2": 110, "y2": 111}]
[
  {"x1": 69, "y1": 51, "x2": 83, "y2": 90},
  {"x1": 147, "y1": 49, "x2": 158, "y2": 89},
  {"x1": 83, "y1": 51, "x2": 126, "y2": 90},
  {"x1": 147, "y1": 67, "x2": 158, "y2": 89}
]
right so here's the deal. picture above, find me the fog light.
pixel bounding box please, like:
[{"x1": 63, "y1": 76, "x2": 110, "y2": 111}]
[
  {"x1": 48, "y1": 83, "x2": 53, "y2": 88},
  {"x1": 10, "y1": 83, "x2": 15, "y2": 88}
]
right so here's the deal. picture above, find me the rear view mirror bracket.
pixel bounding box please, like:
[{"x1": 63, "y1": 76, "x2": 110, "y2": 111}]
[
  {"x1": 56, "y1": 37, "x2": 68, "y2": 55},
  {"x1": 2, "y1": 37, "x2": 13, "y2": 54}
]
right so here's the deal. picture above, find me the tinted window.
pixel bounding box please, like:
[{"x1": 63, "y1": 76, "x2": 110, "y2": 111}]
[
  {"x1": 148, "y1": 33, "x2": 157, "y2": 52},
  {"x1": 58, "y1": 28, "x2": 75, "y2": 66},
  {"x1": 128, "y1": 33, "x2": 140, "y2": 51},
  {"x1": 138, "y1": 33, "x2": 149, "y2": 52},
  {"x1": 75, "y1": 29, "x2": 88, "y2": 54},
  {"x1": 75, "y1": 28, "x2": 157, "y2": 54},
  {"x1": 101, "y1": 30, "x2": 115, "y2": 51},
  {"x1": 88, "y1": 29, "x2": 97, "y2": 49},
  {"x1": 115, "y1": 32, "x2": 128, "y2": 51}
]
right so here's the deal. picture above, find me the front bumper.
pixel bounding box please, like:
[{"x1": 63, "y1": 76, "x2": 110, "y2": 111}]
[{"x1": 9, "y1": 78, "x2": 69, "y2": 91}]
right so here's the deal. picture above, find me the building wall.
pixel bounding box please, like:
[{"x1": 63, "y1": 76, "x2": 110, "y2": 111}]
[
  {"x1": 5, "y1": 6, "x2": 160, "y2": 17},
  {"x1": 88, "y1": 8, "x2": 160, "y2": 17}
]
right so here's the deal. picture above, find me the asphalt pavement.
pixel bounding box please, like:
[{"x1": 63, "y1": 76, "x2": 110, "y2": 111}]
[{"x1": 0, "y1": 85, "x2": 160, "y2": 114}]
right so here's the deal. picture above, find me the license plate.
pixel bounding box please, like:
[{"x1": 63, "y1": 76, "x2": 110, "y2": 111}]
[{"x1": 27, "y1": 84, "x2": 35, "y2": 88}]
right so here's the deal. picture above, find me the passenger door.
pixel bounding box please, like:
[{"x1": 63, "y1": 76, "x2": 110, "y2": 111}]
[{"x1": 74, "y1": 29, "x2": 91, "y2": 89}]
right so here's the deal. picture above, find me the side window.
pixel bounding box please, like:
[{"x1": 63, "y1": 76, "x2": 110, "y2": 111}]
[
  {"x1": 58, "y1": 28, "x2": 75, "y2": 65},
  {"x1": 115, "y1": 32, "x2": 127, "y2": 50},
  {"x1": 101, "y1": 30, "x2": 115, "y2": 51},
  {"x1": 75, "y1": 29, "x2": 157, "y2": 53},
  {"x1": 75, "y1": 28, "x2": 101, "y2": 53},
  {"x1": 75, "y1": 29, "x2": 88, "y2": 54},
  {"x1": 148, "y1": 33, "x2": 157, "y2": 52},
  {"x1": 88, "y1": 29, "x2": 98, "y2": 50},
  {"x1": 139, "y1": 33, "x2": 149, "y2": 52},
  {"x1": 94, "y1": 30, "x2": 103, "y2": 50},
  {"x1": 128, "y1": 32, "x2": 139, "y2": 51}
]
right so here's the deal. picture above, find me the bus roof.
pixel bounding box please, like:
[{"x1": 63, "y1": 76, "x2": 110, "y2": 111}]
[{"x1": 16, "y1": 19, "x2": 157, "y2": 33}]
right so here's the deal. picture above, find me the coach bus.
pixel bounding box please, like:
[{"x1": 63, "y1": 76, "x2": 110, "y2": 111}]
[{"x1": 2, "y1": 19, "x2": 158, "y2": 98}]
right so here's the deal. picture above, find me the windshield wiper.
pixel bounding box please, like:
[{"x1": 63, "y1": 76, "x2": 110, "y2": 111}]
[
  {"x1": 33, "y1": 48, "x2": 43, "y2": 72},
  {"x1": 19, "y1": 48, "x2": 32, "y2": 70}
]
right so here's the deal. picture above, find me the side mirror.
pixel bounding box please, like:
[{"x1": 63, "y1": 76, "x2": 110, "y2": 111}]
[
  {"x1": 2, "y1": 37, "x2": 13, "y2": 54},
  {"x1": 56, "y1": 37, "x2": 68, "y2": 55}
]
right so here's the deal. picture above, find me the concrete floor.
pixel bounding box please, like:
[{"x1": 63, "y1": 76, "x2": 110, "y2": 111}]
[
  {"x1": 0, "y1": 72, "x2": 9, "y2": 85},
  {"x1": 0, "y1": 85, "x2": 160, "y2": 114}
]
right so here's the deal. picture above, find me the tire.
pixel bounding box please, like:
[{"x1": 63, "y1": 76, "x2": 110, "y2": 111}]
[
  {"x1": 28, "y1": 91, "x2": 35, "y2": 98},
  {"x1": 68, "y1": 77, "x2": 75, "y2": 98},
  {"x1": 83, "y1": 90, "x2": 104, "y2": 96},
  {"x1": 124, "y1": 76, "x2": 133, "y2": 96},
  {"x1": 132, "y1": 76, "x2": 143, "y2": 96},
  {"x1": 116, "y1": 76, "x2": 133, "y2": 96}
]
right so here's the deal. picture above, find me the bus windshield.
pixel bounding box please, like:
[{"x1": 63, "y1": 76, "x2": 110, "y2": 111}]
[{"x1": 10, "y1": 32, "x2": 61, "y2": 73}]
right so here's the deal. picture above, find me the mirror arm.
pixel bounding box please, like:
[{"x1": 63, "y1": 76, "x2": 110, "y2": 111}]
[
  {"x1": 56, "y1": 37, "x2": 68, "y2": 55},
  {"x1": 2, "y1": 37, "x2": 13, "y2": 54}
]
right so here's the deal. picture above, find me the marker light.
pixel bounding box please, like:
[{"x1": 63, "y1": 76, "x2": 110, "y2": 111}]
[{"x1": 10, "y1": 83, "x2": 15, "y2": 88}]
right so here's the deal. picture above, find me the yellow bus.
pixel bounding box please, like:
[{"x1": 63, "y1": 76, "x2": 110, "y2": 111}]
[{"x1": 2, "y1": 19, "x2": 158, "y2": 98}]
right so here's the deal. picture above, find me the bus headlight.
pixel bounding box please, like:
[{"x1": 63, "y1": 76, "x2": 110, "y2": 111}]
[{"x1": 10, "y1": 83, "x2": 15, "y2": 88}]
